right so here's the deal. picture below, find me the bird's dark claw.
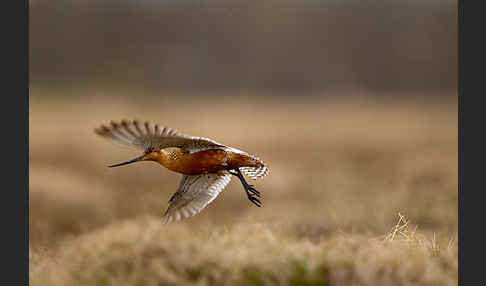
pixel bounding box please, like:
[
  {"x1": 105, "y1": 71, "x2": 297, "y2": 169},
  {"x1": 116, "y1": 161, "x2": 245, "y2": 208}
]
[
  {"x1": 247, "y1": 194, "x2": 262, "y2": 207},
  {"x1": 246, "y1": 185, "x2": 261, "y2": 198},
  {"x1": 231, "y1": 168, "x2": 263, "y2": 207}
]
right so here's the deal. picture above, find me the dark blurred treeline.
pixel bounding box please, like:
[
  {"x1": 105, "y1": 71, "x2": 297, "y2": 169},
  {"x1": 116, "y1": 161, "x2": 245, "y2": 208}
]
[{"x1": 30, "y1": 0, "x2": 457, "y2": 92}]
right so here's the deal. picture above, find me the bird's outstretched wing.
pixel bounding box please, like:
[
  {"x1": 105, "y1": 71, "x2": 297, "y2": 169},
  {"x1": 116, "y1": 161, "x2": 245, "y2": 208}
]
[
  {"x1": 161, "y1": 172, "x2": 232, "y2": 224},
  {"x1": 94, "y1": 120, "x2": 224, "y2": 153}
]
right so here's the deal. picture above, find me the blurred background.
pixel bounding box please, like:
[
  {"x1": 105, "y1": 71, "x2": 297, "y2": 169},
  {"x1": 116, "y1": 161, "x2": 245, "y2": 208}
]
[
  {"x1": 30, "y1": 0, "x2": 456, "y2": 92},
  {"x1": 29, "y1": 1, "x2": 457, "y2": 285}
]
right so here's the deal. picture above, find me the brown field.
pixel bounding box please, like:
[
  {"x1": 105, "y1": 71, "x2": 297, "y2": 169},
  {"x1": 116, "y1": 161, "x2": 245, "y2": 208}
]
[{"x1": 29, "y1": 89, "x2": 458, "y2": 286}]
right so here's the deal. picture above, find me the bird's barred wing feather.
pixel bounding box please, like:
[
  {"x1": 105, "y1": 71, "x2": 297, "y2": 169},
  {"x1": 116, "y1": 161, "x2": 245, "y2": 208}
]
[
  {"x1": 161, "y1": 172, "x2": 232, "y2": 224},
  {"x1": 240, "y1": 164, "x2": 269, "y2": 180},
  {"x1": 238, "y1": 153, "x2": 269, "y2": 180},
  {"x1": 94, "y1": 120, "x2": 224, "y2": 152}
]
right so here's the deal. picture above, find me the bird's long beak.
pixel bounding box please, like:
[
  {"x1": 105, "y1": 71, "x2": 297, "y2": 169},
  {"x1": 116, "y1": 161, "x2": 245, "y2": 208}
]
[{"x1": 108, "y1": 154, "x2": 146, "y2": 168}]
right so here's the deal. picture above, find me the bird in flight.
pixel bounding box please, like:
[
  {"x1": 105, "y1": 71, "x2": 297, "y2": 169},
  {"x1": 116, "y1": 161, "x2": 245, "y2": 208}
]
[{"x1": 94, "y1": 120, "x2": 268, "y2": 223}]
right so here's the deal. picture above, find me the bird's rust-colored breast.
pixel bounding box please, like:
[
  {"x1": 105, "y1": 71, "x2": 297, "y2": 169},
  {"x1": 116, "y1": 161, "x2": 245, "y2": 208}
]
[
  {"x1": 157, "y1": 148, "x2": 230, "y2": 175},
  {"x1": 148, "y1": 148, "x2": 261, "y2": 175}
]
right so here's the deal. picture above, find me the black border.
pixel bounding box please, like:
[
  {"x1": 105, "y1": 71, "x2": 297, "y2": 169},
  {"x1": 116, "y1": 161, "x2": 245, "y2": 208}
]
[
  {"x1": 3, "y1": 0, "x2": 29, "y2": 284},
  {"x1": 26, "y1": 0, "x2": 30, "y2": 283},
  {"x1": 457, "y1": 0, "x2": 462, "y2": 284},
  {"x1": 459, "y1": 0, "x2": 484, "y2": 284}
]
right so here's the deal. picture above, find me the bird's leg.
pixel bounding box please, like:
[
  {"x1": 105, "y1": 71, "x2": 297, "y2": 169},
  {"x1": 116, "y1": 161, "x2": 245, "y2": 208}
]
[
  {"x1": 229, "y1": 168, "x2": 262, "y2": 207},
  {"x1": 230, "y1": 168, "x2": 261, "y2": 197}
]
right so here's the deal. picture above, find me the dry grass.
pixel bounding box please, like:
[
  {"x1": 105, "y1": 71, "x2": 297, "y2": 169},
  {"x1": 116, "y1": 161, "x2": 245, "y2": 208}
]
[
  {"x1": 29, "y1": 89, "x2": 457, "y2": 285},
  {"x1": 29, "y1": 215, "x2": 457, "y2": 286}
]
